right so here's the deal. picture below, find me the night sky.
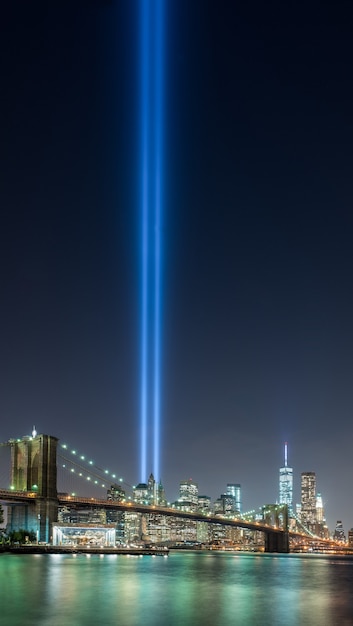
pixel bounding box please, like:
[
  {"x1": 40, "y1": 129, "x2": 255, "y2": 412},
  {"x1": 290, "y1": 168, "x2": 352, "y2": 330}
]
[{"x1": 2, "y1": 1, "x2": 353, "y2": 532}]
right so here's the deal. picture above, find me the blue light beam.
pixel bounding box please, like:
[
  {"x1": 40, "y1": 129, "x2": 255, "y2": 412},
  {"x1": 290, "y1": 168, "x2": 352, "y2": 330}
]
[
  {"x1": 140, "y1": 0, "x2": 150, "y2": 484},
  {"x1": 153, "y1": 0, "x2": 163, "y2": 482},
  {"x1": 140, "y1": 0, "x2": 164, "y2": 483}
]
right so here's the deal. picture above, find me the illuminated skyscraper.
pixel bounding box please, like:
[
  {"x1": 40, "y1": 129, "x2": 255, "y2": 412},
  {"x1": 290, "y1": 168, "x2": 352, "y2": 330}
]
[
  {"x1": 226, "y1": 484, "x2": 242, "y2": 514},
  {"x1": 301, "y1": 471, "x2": 316, "y2": 529},
  {"x1": 316, "y1": 493, "x2": 324, "y2": 523},
  {"x1": 179, "y1": 479, "x2": 198, "y2": 510},
  {"x1": 333, "y1": 520, "x2": 346, "y2": 542},
  {"x1": 279, "y1": 443, "x2": 293, "y2": 512}
]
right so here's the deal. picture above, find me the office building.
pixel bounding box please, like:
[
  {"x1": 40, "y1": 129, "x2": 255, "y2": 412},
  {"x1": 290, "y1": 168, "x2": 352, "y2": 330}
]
[
  {"x1": 226, "y1": 484, "x2": 242, "y2": 513},
  {"x1": 333, "y1": 520, "x2": 346, "y2": 542},
  {"x1": 198, "y1": 495, "x2": 211, "y2": 513},
  {"x1": 107, "y1": 484, "x2": 125, "y2": 502},
  {"x1": 179, "y1": 478, "x2": 198, "y2": 510},
  {"x1": 301, "y1": 472, "x2": 316, "y2": 530},
  {"x1": 316, "y1": 493, "x2": 324, "y2": 523}
]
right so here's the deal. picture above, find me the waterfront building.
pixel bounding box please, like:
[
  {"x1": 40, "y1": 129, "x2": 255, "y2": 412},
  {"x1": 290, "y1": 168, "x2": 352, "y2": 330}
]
[
  {"x1": 210, "y1": 522, "x2": 227, "y2": 544},
  {"x1": 145, "y1": 513, "x2": 170, "y2": 543},
  {"x1": 301, "y1": 472, "x2": 317, "y2": 532},
  {"x1": 167, "y1": 515, "x2": 197, "y2": 543},
  {"x1": 123, "y1": 510, "x2": 142, "y2": 543},
  {"x1": 52, "y1": 523, "x2": 116, "y2": 546},
  {"x1": 279, "y1": 443, "x2": 293, "y2": 513},
  {"x1": 105, "y1": 484, "x2": 126, "y2": 540},
  {"x1": 196, "y1": 520, "x2": 210, "y2": 543},
  {"x1": 226, "y1": 484, "x2": 242, "y2": 513}
]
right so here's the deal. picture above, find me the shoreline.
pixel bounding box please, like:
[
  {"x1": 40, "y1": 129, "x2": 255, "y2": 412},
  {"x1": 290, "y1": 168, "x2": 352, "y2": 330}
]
[{"x1": 1, "y1": 545, "x2": 169, "y2": 556}]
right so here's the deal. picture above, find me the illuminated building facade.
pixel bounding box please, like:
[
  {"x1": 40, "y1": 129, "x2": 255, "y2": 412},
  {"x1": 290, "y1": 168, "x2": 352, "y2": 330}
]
[
  {"x1": 333, "y1": 520, "x2": 346, "y2": 542},
  {"x1": 214, "y1": 497, "x2": 225, "y2": 514},
  {"x1": 301, "y1": 471, "x2": 317, "y2": 530},
  {"x1": 226, "y1": 484, "x2": 242, "y2": 514},
  {"x1": 316, "y1": 493, "x2": 324, "y2": 523},
  {"x1": 134, "y1": 483, "x2": 149, "y2": 504},
  {"x1": 53, "y1": 523, "x2": 116, "y2": 546},
  {"x1": 145, "y1": 513, "x2": 170, "y2": 543},
  {"x1": 167, "y1": 516, "x2": 197, "y2": 543},
  {"x1": 279, "y1": 443, "x2": 293, "y2": 512},
  {"x1": 124, "y1": 511, "x2": 142, "y2": 543},
  {"x1": 179, "y1": 479, "x2": 198, "y2": 511},
  {"x1": 107, "y1": 484, "x2": 125, "y2": 502},
  {"x1": 198, "y1": 495, "x2": 211, "y2": 513},
  {"x1": 348, "y1": 529, "x2": 353, "y2": 547}
]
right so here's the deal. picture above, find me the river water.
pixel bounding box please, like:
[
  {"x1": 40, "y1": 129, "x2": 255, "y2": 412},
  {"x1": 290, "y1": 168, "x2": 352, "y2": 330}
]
[{"x1": 1, "y1": 551, "x2": 353, "y2": 626}]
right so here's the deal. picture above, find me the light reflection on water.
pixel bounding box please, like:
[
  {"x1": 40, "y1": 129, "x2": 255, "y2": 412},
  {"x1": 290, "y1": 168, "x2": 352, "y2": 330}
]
[{"x1": 1, "y1": 552, "x2": 353, "y2": 626}]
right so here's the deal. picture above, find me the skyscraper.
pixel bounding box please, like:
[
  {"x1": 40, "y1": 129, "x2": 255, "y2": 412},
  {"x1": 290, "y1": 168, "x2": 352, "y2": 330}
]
[
  {"x1": 333, "y1": 521, "x2": 346, "y2": 542},
  {"x1": 316, "y1": 493, "x2": 324, "y2": 523},
  {"x1": 301, "y1": 471, "x2": 317, "y2": 529},
  {"x1": 179, "y1": 478, "x2": 198, "y2": 511},
  {"x1": 226, "y1": 484, "x2": 242, "y2": 514},
  {"x1": 279, "y1": 442, "x2": 293, "y2": 512}
]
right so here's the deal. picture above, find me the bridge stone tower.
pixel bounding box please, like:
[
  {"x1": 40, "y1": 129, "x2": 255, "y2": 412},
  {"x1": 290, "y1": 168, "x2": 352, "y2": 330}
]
[{"x1": 8, "y1": 434, "x2": 58, "y2": 542}]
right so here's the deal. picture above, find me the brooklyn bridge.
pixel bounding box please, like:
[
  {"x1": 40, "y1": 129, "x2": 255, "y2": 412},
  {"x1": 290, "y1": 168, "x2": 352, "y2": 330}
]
[{"x1": 0, "y1": 432, "x2": 345, "y2": 554}]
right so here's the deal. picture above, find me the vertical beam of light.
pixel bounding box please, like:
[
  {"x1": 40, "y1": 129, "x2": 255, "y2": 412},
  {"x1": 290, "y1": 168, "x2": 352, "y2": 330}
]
[
  {"x1": 140, "y1": 0, "x2": 150, "y2": 483},
  {"x1": 139, "y1": 0, "x2": 164, "y2": 485},
  {"x1": 153, "y1": 0, "x2": 163, "y2": 482}
]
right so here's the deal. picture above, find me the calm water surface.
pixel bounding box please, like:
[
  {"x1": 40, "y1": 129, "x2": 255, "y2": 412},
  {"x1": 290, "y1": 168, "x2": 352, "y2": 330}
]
[{"x1": 1, "y1": 551, "x2": 353, "y2": 626}]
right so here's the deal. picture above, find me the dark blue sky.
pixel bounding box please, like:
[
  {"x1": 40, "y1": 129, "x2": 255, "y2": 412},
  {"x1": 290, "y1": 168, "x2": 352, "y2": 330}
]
[{"x1": 1, "y1": 1, "x2": 353, "y2": 531}]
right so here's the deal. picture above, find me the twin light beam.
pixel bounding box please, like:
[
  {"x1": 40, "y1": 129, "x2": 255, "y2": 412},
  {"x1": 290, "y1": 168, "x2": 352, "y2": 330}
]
[{"x1": 140, "y1": 0, "x2": 164, "y2": 483}]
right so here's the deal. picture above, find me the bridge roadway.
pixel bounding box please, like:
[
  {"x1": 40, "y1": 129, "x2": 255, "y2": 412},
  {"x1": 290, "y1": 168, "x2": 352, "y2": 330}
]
[
  {"x1": 0, "y1": 488, "x2": 283, "y2": 535},
  {"x1": 58, "y1": 495, "x2": 285, "y2": 534},
  {"x1": 0, "y1": 489, "x2": 37, "y2": 504},
  {"x1": 7, "y1": 488, "x2": 343, "y2": 553}
]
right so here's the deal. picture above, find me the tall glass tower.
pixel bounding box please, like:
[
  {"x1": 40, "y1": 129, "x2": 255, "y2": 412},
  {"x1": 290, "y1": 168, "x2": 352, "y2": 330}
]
[
  {"x1": 226, "y1": 484, "x2": 242, "y2": 514},
  {"x1": 279, "y1": 442, "x2": 293, "y2": 512}
]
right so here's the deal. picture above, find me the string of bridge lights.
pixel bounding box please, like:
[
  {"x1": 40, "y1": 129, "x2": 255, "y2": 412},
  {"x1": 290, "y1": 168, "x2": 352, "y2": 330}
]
[{"x1": 58, "y1": 443, "x2": 133, "y2": 492}]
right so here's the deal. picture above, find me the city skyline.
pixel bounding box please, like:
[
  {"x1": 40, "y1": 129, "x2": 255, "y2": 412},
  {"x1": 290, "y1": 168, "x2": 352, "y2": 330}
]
[
  {"x1": 2, "y1": 2, "x2": 353, "y2": 534},
  {"x1": 0, "y1": 430, "x2": 336, "y2": 539},
  {"x1": 0, "y1": 426, "x2": 343, "y2": 535}
]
